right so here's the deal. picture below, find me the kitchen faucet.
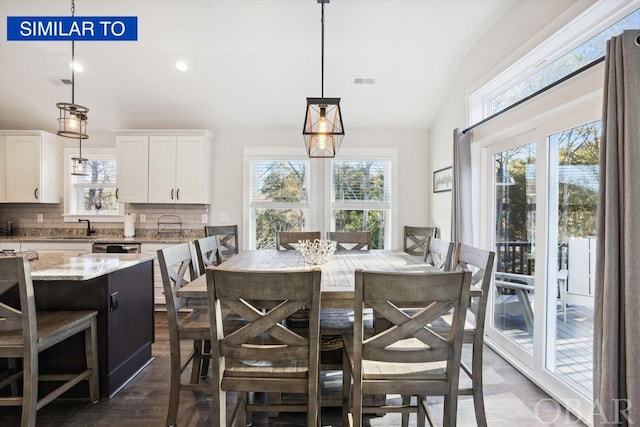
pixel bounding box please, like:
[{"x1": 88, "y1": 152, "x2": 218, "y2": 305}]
[{"x1": 78, "y1": 218, "x2": 96, "y2": 236}]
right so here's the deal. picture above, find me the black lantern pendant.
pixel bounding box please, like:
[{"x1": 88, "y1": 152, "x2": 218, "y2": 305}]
[{"x1": 302, "y1": 0, "x2": 344, "y2": 158}]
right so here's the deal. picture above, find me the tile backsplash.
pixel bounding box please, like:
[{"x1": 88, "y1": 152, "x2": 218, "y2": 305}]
[{"x1": 0, "y1": 203, "x2": 208, "y2": 238}]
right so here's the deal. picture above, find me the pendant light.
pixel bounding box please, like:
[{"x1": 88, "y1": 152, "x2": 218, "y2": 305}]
[
  {"x1": 56, "y1": 0, "x2": 90, "y2": 174},
  {"x1": 302, "y1": 0, "x2": 344, "y2": 158},
  {"x1": 71, "y1": 136, "x2": 88, "y2": 176}
]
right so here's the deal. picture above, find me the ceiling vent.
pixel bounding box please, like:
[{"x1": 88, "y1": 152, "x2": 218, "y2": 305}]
[
  {"x1": 60, "y1": 78, "x2": 73, "y2": 85},
  {"x1": 353, "y1": 77, "x2": 376, "y2": 86}
]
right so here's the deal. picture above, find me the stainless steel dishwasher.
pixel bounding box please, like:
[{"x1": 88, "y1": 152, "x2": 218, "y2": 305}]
[{"x1": 92, "y1": 243, "x2": 142, "y2": 253}]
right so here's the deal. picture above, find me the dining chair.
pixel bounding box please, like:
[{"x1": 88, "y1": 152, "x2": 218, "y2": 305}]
[
  {"x1": 276, "y1": 231, "x2": 321, "y2": 250},
  {"x1": 403, "y1": 226, "x2": 438, "y2": 256},
  {"x1": 327, "y1": 231, "x2": 371, "y2": 251},
  {"x1": 424, "y1": 236, "x2": 455, "y2": 271},
  {"x1": 204, "y1": 225, "x2": 239, "y2": 261},
  {"x1": 446, "y1": 243, "x2": 496, "y2": 427},
  {"x1": 0, "y1": 256, "x2": 99, "y2": 427},
  {"x1": 192, "y1": 235, "x2": 223, "y2": 277},
  {"x1": 342, "y1": 268, "x2": 471, "y2": 427},
  {"x1": 206, "y1": 267, "x2": 322, "y2": 427},
  {"x1": 157, "y1": 243, "x2": 210, "y2": 427},
  {"x1": 189, "y1": 236, "x2": 224, "y2": 380}
]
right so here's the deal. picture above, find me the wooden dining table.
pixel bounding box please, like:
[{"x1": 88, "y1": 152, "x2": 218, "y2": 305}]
[
  {"x1": 177, "y1": 249, "x2": 481, "y2": 308},
  {"x1": 176, "y1": 249, "x2": 481, "y2": 411}
]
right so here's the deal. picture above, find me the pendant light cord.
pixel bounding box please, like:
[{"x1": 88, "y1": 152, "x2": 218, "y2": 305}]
[
  {"x1": 321, "y1": 2, "x2": 324, "y2": 98},
  {"x1": 71, "y1": 0, "x2": 75, "y2": 104}
]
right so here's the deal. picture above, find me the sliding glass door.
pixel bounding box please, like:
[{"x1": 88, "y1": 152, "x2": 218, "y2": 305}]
[
  {"x1": 545, "y1": 120, "x2": 599, "y2": 398},
  {"x1": 493, "y1": 142, "x2": 537, "y2": 354},
  {"x1": 482, "y1": 105, "x2": 600, "y2": 422}
]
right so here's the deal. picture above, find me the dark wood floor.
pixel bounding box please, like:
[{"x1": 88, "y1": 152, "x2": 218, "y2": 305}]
[{"x1": 0, "y1": 312, "x2": 587, "y2": 426}]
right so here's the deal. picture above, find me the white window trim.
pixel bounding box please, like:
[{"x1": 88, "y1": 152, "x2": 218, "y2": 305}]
[
  {"x1": 469, "y1": 0, "x2": 640, "y2": 124},
  {"x1": 242, "y1": 148, "x2": 319, "y2": 250},
  {"x1": 63, "y1": 147, "x2": 125, "y2": 223},
  {"x1": 324, "y1": 148, "x2": 398, "y2": 250},
  {"x1": 242, "y1": 147, "x2": 398, "y2": 250}
]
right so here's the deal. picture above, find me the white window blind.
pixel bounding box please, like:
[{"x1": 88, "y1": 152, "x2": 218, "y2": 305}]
[{"x1": 331, "y1": 160, "x2": 391, "y2": 209}]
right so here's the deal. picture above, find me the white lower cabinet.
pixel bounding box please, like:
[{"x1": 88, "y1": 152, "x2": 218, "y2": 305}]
[
  {"x1": 141, "y1": 243, "x2": 173, "y2": 306},
  {"x1": 0, "y1": 242, "x2": 21, "y2": 252},
  {"x1": 20, "y1": 242, "x2": 93, "y2": 256}
]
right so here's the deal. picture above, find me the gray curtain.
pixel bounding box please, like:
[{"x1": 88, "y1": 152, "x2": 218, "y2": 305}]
[
  {"x1": 594, "y1": 30, "x2": 640, "y2": 427},
  {"x1": 451, "y1": 128, "x2": 473, "y2": 244}
]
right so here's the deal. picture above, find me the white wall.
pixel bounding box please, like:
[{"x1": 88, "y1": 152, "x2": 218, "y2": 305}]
[
  {"x1": 428, "y1": 0, "x2": 597, "y2": 241},
  {"x1": 211, "y1": 127, "x2": 429, "y2": 250}
]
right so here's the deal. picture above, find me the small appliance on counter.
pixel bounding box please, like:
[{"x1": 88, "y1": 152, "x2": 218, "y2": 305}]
[{"x1": 124, "y1": 213, "x2": 135, "y2": 238}]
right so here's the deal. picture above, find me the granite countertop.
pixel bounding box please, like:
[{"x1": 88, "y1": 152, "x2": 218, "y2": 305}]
[
  {"x1": 0, "y1": 235, "x2": 194, "y2": 244},
  {"x1": 28, "y1": 253, "x2": 156, "y2": 281}
]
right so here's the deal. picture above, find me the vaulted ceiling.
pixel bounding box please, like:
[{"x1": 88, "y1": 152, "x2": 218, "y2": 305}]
[{"x1": 0, "y1": 0, "x2": 515, "y2": 134}]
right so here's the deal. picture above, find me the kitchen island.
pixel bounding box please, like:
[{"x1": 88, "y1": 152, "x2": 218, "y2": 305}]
[{"x1": 27, "y1": 253, "x2": 156, "y2": 398}]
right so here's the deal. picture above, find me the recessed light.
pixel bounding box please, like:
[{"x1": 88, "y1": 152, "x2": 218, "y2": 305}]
[
  {"x1": 70, "y1": 61, "x2": 83, "y2": 72},
  {"x1": 175, "y1": 61, "x2": 188, "y2": 72}
]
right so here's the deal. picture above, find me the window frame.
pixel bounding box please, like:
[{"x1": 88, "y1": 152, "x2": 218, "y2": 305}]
[
  {"x1": 243, "y1": 148, "x2": 319, "y2": 250},
  {"x1": 242, "y1": 147, "x2": 397, "y2": 250},
  {"x1": 469, "y1": 0, "x2": 640, "y2": 124},
  {"x1": 63, "y1": 147, "x2": 125, "y2": 223},
  {"x1": 324, "y1": 148, "x2": 398, "y2": 250}
]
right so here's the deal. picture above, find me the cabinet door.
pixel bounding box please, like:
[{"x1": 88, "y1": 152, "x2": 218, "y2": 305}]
[
  {"x1": 148, "y1": 136, "x2": 177, "y2": 203},
  {"x1": 116, "y1": 136, "x2": 149, "y2": 203},
  {"x1": 20, "y1": 242, "x2": 93, "y2": 256},
  {"x1": 175, "y1": 136, "x2": 207, "y2": 203},
  {"x1": 4, "y1": 135, "x2": 41, "y2": 202},
  {"x1": 0, "y1": 242, "x2": 21, "y2": 252}
]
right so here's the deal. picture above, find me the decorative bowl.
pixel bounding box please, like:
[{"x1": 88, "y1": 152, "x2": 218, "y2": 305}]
[{"x1": 298, "y1": 239, "x2": 337, "y2": 265}]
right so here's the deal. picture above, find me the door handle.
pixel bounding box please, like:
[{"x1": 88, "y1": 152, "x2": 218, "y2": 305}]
[
  {"x1": 171, "y1": 188, "x2": 174, "y2": 200},
  {"x1": 34, "y1": 188, "x2": 39, "y2": 200},
  {"x1": 176, "y1": 189, "x2": 180, "y2": 200},
  {"x1": 116, "y1": 188, "x2": 119, "y2": 199}
]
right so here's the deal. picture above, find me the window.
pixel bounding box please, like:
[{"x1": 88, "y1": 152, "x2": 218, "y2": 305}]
[
  {"x1": 248, "y1": 158, "x2": 310, "y2": 250},
  {"x1": 244, "y1": 148, "x2": 396, "y2": 250},
  {"x1": 63, "y1": 148, "x2": 124, "y2": 221},
  {"x1": 489, "y1": 7, "x2": 640, "y2": 115},
  {"x1": 330, "y1": 160, "x2": 392, "y2": 249},
  {"x1": 470, "y1": 2, "x2": 640, "y2": 123}
]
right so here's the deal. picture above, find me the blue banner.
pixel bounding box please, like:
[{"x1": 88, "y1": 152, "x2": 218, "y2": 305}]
[{"x1": 7, "y1": 16, "x2": 138, "y2": 41}]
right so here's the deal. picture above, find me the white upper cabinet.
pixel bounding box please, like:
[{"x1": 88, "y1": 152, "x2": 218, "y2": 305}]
[
  {"x1": 1, "y1": 131, "x2": 61, "y2": 203},
  {"x1": 116, "y1": 135, "x2": 149, "y2": 203},
  {"x1": 148, "y1": 134, "x2": 211, "y2": 204},
  {"x1": 116, "y1": 130, "x2": 213, "y2": 205}
]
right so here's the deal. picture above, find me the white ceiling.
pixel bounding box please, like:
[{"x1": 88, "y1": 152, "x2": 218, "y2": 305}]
[{"x1": 0, "y1": 0, "x2": 515, "y2": 135}]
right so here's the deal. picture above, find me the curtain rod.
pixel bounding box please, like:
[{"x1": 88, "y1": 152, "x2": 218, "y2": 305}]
[{"x1": 463, "y1": 55, "x2": 605, "y2": 134}]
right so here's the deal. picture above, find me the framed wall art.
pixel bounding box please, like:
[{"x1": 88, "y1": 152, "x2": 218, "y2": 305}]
[{"x1": 433, "y1": 166, "x2": 453, "y2": 193}]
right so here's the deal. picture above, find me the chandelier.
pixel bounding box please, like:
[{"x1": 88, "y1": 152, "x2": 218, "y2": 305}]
[{"x1": 56, "y1": 0, "x2": 90, "y2": 175}]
